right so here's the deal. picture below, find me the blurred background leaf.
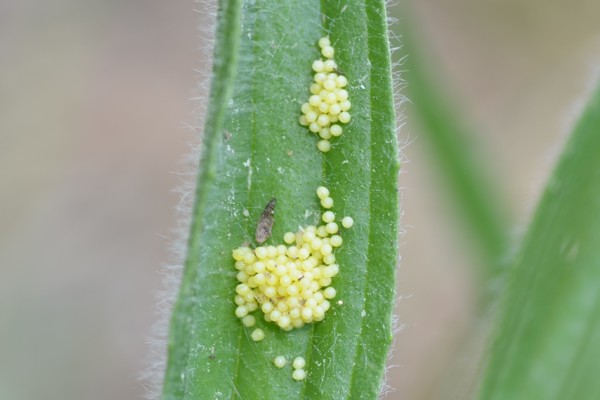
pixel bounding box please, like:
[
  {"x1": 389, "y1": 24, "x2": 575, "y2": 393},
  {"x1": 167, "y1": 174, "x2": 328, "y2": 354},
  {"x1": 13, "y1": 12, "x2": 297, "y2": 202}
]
[
  {"x1": 397, "y1": 4, "x2": 510, "y2": 285},
  {"x1": 480, "y1": 82, "x2": 600, "y2": 400}
]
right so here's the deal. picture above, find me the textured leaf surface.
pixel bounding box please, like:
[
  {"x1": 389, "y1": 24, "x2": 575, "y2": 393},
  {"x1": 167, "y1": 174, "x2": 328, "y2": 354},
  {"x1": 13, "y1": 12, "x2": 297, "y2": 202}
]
[
  {"x1": 162, "y1": 0, "x2": 399, "y2": 399},
  {"x1": 480, "y1": 84, "x2": 600, "y2": 399}
]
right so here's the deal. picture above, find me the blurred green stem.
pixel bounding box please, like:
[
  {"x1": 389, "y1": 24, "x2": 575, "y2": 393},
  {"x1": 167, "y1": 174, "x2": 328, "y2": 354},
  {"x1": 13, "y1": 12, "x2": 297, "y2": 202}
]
[{"x1": 398, "y1": 6, "x2": 509, "y2": 284}]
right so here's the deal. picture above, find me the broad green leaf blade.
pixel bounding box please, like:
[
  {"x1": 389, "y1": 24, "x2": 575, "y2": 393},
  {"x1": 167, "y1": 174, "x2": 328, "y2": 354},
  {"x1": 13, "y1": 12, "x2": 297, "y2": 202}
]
[
  {"x1": 395, "y1": 5, "x2": 509, "y2": 273},
  {"x1": 162, "y1": 0, "x2": 399, "y2": 399},
  {"x1": 479, "y1": 84, "x2": 600, "y2": 400}
]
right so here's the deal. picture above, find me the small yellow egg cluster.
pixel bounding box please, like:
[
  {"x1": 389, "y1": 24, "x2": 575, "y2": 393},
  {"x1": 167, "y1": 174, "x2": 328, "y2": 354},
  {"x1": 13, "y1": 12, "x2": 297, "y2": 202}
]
[
  {"x1": 292, "y1": 357, "x2": 306, "y2": 381},
  {"x1": 299, "y1": 36, "x2": 352, "y2": 153},
  {"x1": 232, "y1": 186, "x2": 353, "y2": 332},
  {"x1": 272, "y1": 355, "x2": 307, "y2": 381},
  {"x1": 291, "y1": 356, "x2": 307, "y2": 381}
]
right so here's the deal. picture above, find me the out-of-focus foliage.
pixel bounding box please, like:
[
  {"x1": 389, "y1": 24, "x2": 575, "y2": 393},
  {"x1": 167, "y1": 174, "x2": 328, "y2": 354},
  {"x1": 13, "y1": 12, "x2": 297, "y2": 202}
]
[
  {"x1": 480, "y1": 84, "x2": 600, "y2": 400},
  {"x1": 397, "y1": 3, "x2": 600, "y2": 399}
]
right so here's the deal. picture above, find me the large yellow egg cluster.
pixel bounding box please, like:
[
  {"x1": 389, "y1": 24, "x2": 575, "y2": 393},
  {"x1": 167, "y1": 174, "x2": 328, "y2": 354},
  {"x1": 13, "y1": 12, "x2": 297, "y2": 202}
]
[
  {"x1": 232, "y1": 187, "x2": 353, "y2": 332},
  {"x1": 299, "y1": 37, "x2": 352, "y2": 153}
]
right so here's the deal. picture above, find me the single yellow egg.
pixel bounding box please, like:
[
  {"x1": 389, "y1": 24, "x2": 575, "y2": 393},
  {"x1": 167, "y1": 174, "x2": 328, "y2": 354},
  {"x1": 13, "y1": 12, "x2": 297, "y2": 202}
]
[
  {"x1": 251, "y1": 328, "x2": 265, "y2": 342},
  {"x1": 292, "y1": 369, "x2": 307, "y2": 381},
  {"x1": 342, "y1": 216, "x2": 354, "y2": 228},
  {"x1": 292, "y1": 356, "x2": 306, "y2": 369},
  {"x1": 273, "y1": 355, "x2": 287, "y2": 368}
]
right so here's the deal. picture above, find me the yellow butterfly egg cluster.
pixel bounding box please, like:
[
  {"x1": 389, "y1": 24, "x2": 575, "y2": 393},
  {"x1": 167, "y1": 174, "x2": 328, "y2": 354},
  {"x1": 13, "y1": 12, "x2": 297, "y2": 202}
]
[
  {"x1": 232, "y1": 187, "x2": 353, "y2": 334},
  {"x1": 291, "y1": 356, "x2": 307, "y2": 381},
  {"x1": 299, "y1": 36, "x2": 351, "y2": 153},
  {"x1": 272, "y1": 355, "x2": 307, "y2": 381}
]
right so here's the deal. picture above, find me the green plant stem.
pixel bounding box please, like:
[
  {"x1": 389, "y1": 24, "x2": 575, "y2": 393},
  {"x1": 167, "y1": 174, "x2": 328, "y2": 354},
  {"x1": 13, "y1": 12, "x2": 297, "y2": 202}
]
[{"x1": 396, "y1": 5, "x2": 509, "y2": 281}]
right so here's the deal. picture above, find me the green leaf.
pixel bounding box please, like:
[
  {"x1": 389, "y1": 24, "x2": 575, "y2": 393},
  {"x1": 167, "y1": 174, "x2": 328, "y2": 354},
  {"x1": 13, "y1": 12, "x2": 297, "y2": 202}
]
[
  {"x1": 162, "y1": 0, "x2": 399, "y2": 399},
  {"x1": 479, "y1": 83, "x2": 600, "y2": 399}
]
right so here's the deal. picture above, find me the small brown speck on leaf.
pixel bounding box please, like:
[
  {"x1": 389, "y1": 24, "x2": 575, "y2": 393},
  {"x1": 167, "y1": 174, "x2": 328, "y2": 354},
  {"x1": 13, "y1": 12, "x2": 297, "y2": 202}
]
[
  {"x1": 255, "y1": 198, "x2": 276, "y2": 244},
  {"x1": 333, "y1": 67, "x2": 346, "y2": 76}
]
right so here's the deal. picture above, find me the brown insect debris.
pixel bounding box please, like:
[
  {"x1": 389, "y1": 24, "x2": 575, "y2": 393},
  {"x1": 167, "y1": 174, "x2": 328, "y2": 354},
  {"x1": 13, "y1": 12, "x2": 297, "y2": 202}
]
[{"x1": 255, "y1": 198, "x2": 276, "y2": 244}]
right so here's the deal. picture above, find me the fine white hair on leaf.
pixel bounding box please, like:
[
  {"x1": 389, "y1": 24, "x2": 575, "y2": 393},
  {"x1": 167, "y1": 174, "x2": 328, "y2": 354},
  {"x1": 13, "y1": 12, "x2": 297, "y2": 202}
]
[
  {"x1": 139, "y1": 1, "x2": 217, "y2": 399},
  {"x1": 380, "y1": 0, "x2": 407, "y2": 398}
]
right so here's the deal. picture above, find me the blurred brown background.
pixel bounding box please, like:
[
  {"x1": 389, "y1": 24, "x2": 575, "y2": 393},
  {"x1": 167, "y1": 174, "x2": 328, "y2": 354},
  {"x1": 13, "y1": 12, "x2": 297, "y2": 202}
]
[{"x1": 1, "y1": 1, "x2": 599, "y2": 399}]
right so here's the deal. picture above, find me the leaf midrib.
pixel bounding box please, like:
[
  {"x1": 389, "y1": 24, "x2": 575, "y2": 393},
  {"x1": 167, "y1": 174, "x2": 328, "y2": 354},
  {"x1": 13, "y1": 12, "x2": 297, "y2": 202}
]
[{"x1": 345, "y1": 0, "x2": 375, "y2": 398}]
